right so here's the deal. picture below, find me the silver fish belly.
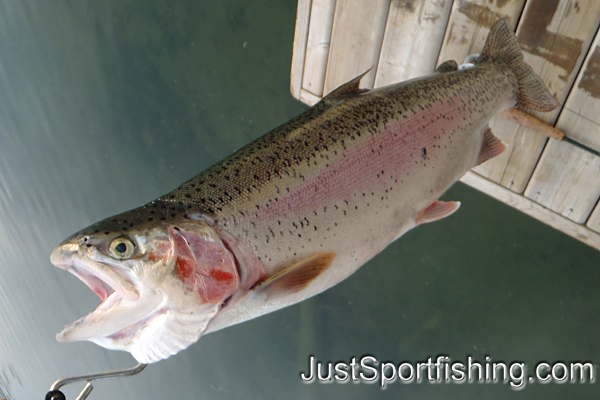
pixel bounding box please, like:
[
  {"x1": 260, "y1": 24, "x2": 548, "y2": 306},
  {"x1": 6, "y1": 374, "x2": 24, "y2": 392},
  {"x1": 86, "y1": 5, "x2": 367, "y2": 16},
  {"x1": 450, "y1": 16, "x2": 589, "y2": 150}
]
[{"x1": 51, "y1": 18, "x2": 558, "y2": 363}]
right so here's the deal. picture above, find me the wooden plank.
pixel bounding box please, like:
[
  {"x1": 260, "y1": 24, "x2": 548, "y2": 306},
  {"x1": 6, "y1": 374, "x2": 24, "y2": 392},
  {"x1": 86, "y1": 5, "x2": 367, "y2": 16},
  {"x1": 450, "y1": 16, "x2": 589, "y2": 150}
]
[
  {"x1": 437, "y1": 0, "x2": 526, "y2": 67},
  {"x1": 473, "y1": 0, "x2": 600, "y2": 192},
  {"x1": 588, "y1": 201, "x2": 600, "y2": 234},
  {"x1": 558, "y1": 108, "x2": 600, "y2": 153},
  {"x1": 322, "y1": 0, "x2": 391, "y2": 95},
  {"x1": 290, "y1": 0, "x2": 313, "y2": 100},
  {"x1": 299, "y1": 88, "x2": 322, "y2": 106},
  {"x1": 524, "y1": 140, "x2": 600, "y2": 223},
  {"x1": 524, "y1": 29, "x2": 600, "y2": 224},
  {"x1": 374, "y1": 0, "x2": 453, "y2": 87},
  {"x1": 460, "y1": 171, "x2": 600, "y2": 251},
  {"x1": 301, "y1": 0, "x2": 336, "y2": 97},
  {"x1": 559, "y1": 34, "x2": 600, "y2": 153}
]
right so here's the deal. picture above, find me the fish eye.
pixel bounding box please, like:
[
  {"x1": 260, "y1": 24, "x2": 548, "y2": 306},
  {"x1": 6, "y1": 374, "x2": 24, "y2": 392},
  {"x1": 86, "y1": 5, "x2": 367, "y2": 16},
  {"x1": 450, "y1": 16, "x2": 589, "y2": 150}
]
[{"x1": 108, "y1": 236, "x2": 136, "y2": 260}]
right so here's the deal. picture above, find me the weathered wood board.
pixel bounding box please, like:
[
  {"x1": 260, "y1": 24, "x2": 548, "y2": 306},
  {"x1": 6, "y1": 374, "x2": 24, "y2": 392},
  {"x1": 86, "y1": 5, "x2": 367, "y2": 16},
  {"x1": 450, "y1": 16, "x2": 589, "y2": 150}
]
[
  {"x1": 556, "y1": 35, "x2": 600, "y2": 154},
  {"x1": 472, "y1": 0, "x2": 600, "y2": 193},
  {"x1": 290, "y1": 0, "x2": 312, "y2": 101},
  {"x1": 588, "y1": 203, "x2": 600, "y2": 234},
  {"x1": 322, "y1": 0, "x2": 391, "y2": 95},
  {"x1": 524, "y1": 141, "x2": 600, "y2": 223},
  {"x1": 301, "y1": 0, "x2": 336, "y2": 98},
  {"x1": 374, "y1": 0, "x2": 453, "y2": 87},
  {"x1": 525, "y1": 28, "x2": 600, "y2": 225},
  {"x1": 437, "y1": 0, "x2": 526, "y2": 66},
  {"x1": 558, "y1": 103, "x2": 600, "y2": 154},
  {"x1": 461, "y1": 172, "x2": 600, "y2": 251}
]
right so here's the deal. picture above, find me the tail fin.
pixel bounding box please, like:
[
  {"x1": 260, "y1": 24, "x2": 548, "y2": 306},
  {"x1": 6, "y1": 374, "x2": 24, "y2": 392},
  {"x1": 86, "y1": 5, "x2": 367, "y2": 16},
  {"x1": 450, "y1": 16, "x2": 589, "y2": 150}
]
[{"x1": 478, "y1": 18, "x2": 560, "y2": 112}]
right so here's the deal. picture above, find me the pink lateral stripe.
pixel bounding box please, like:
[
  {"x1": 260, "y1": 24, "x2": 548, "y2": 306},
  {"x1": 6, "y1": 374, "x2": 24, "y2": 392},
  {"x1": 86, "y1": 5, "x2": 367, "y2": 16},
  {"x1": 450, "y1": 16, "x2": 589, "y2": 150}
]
[{"x1": 249, "y1": 97, "x2": 468, "y2": 222}]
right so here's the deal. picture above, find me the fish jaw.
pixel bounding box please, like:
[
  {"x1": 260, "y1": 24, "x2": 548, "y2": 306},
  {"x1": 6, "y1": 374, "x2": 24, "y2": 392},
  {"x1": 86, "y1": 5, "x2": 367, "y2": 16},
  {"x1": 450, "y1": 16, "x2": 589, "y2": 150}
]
[
  {"x1": 50, "y1": 242, "x2": 162, "y2": 356},
  {"x1": 49, "y1": 226, "x2": 225, "y2": 363}
]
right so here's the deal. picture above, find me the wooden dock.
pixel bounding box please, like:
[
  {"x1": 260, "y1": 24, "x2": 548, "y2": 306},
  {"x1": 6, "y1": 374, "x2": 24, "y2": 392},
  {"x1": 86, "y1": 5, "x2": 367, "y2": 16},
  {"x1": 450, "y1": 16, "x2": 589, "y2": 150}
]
[{"x1": 290, "y1": 0, "x2": 600, "y2": 251}]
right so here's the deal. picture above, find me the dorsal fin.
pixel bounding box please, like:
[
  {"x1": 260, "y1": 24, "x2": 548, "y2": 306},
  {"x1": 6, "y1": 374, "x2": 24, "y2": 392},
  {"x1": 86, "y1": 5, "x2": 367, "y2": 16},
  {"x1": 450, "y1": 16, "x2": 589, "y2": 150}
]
[
  {"x1": 252, "y1": 253, "x2": 336, "y2": 299},
  {"x1": 322, "y1": 68, "x2": 372, "y2": 103},
  {"x1": 435, "y1": 60, "x2": 458, "y2": 73}
]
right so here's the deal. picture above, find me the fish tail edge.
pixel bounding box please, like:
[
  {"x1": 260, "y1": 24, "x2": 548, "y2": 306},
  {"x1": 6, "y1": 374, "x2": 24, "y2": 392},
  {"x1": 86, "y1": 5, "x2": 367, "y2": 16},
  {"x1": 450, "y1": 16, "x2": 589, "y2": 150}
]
[{"x1": 479, "y1": 17, "x2": 560, "y2": 112}]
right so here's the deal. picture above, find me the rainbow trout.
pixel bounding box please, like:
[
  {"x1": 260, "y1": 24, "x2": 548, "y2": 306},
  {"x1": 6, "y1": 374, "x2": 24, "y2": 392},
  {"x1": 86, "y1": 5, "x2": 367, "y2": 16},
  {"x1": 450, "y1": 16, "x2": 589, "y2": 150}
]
[{"x1": 51, "y1": 19, "x2": 558, "y2": 363}]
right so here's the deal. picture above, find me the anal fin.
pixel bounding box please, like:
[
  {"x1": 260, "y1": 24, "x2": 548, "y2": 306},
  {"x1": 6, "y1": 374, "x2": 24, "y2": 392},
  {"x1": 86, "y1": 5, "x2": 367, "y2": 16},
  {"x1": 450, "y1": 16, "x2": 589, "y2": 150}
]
[
  {"x1": 252, "y1": 253, "x2": 336, "y2": 299},
  {"x1": 476, "y1": 126, "x2": 507, "y2": 166},
  {"x1": 415, "y1": 200, "x2": 460, "y2": 225}
]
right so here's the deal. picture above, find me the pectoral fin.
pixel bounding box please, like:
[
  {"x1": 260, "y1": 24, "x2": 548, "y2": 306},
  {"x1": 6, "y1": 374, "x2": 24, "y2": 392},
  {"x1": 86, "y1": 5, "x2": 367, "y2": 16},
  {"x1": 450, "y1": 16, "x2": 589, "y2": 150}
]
[
  {"x1": 415, "y1": 200, "x2": 461, "y2": 225},
  {"x1": 252, "y1": 253, "x2": 336, "y2": 298}
]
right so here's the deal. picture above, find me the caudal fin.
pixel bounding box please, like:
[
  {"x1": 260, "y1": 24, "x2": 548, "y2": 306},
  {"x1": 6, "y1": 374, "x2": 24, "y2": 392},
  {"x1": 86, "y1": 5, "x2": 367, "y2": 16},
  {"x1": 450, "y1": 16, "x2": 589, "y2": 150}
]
[{"x1": 478, "y1": 18, "x2": 560, "y2": 112}]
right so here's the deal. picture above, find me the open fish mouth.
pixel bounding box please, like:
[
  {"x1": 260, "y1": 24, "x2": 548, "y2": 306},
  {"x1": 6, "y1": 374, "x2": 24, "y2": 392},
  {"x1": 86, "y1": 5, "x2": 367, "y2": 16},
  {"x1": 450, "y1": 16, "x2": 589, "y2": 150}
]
[
  {"x1": 50, "y1": 238, "x2": 220, "y2": 363},
  {"x1": 50, "y1": 244, "x2": 162, "y2": 343}
]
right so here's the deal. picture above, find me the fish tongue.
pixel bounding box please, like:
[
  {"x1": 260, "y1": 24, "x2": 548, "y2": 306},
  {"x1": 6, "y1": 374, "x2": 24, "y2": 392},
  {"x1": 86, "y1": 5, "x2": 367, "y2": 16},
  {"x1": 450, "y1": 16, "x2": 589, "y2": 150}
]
[{"x1": 56, "y1": 293, "x2": 163, "y2": 342}]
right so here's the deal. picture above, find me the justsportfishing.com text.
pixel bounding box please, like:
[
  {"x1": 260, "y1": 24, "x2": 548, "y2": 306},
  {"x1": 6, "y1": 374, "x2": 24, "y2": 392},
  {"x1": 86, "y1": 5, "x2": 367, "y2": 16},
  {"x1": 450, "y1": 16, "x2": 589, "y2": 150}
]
[{"x1": 299, "y1": 355, "x2": 595, "y2": 389}]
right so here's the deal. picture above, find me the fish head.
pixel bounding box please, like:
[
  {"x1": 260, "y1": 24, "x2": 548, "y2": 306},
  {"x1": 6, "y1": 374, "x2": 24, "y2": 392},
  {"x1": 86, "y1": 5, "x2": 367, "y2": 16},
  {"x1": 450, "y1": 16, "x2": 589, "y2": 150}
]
[{"x1": 50, "y1": 200, "x2": 240, "y2": 363}]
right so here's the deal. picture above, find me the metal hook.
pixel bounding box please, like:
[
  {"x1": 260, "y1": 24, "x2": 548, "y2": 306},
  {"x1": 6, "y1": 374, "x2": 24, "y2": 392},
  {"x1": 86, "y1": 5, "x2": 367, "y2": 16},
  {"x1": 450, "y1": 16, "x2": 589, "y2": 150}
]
[{"x1": 45, "y1": 362, "x2": 146, "y2": 400}]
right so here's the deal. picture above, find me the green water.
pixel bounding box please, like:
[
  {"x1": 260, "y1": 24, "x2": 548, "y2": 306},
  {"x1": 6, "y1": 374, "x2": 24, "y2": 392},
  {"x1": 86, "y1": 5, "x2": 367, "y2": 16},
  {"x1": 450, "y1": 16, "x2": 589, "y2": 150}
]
[{"x1": 0, "y1": 0, "x2": 599, "y2": 399}]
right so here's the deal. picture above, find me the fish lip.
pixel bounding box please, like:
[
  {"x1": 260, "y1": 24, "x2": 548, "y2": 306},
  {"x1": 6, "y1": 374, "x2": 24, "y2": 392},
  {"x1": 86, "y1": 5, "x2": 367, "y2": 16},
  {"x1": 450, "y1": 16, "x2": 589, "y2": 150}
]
[
  {"x1": 51, "y1": 242, "x2": 160, "y2": 343},
  {"x1": 51, "y1": 242, "x2": 139, "y2": 302}
]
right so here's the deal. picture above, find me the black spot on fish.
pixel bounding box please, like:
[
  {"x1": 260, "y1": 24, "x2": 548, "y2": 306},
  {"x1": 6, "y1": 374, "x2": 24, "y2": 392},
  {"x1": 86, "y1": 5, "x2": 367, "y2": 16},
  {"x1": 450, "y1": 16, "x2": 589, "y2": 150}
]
[{"x1": 421, "y1": 148, "x2": 427, "y2": 159}]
